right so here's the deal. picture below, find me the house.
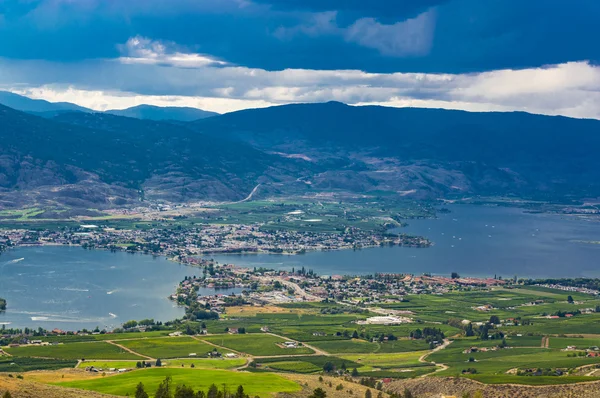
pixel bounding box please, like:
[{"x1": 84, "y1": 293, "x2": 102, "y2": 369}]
[
  {"x1": 225, "y1": 353, "x2": 238, "y2": 358},
  {"x1": 228, "y1": 328, "x2": 239, "y2": 335},
  {"x1": 260, "y1": 326, "x2": 270, "y2": 332},
  {"x1": 283, "y1": 341, "x2": 298, "y2": 348}
]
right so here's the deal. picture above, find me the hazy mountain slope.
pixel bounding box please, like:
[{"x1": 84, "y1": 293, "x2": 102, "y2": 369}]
[
  {"x1": 191, "y1": 102, "x2": 600, "y2": 198},
  {"x1": 106, "y1": 105, "x2": 218, "y2": 121},
  {"x1": 0, "y1": 105, "x2": 310, "y2": 208},
  {"x1": 0, "y1": 91, "x2": 92, "y2": 114}
]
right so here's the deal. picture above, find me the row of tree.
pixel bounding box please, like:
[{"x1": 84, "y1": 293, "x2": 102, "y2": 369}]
[{"x1": 134, "y1": 377, "x2": 254, "y2": 398}]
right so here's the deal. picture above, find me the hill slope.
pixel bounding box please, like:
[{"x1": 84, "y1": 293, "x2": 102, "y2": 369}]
[
  {"x1": 0, "y1": 91, "x2": 92, "y2": 114},
  {"x1": 191, "y1": 102, "x2": 600, "y2": 198},
  {"x1": 106, "y1": 104, "x2": 218, "y2": 121},
  {"x1": 0, "y1": 106, "x2": 309, "y2": 208}
]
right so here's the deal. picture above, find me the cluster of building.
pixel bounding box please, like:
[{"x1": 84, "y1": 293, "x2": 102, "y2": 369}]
[
  {"x1": 535, "y1": 283, "x2": 600, "y2": 296},
  {"x1": 0, "y1": 221, "x2": 430, "y2": 264},
  {"x1": 169, "y1": 265, "x2": 519, "y2": 316}
]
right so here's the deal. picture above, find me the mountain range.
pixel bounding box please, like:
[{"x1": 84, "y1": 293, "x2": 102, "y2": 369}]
[
  {"x1": 0, "y1": 91, "x2": 218, "y2": 121},
  {"x1": 1, "y1": 98, "x2": 599, "y2": 210}
]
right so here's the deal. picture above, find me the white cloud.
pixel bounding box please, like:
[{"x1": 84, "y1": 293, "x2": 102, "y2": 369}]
[
  {"x1": 273, "y1": 9, "x2": 437, "y2": 57},
  {"x1": 117, "y1": 36, "x2": 227, "y2": 68},
  {"x1": 344, "y1": 10, "x2": 437, "y2": 57},
  {"x1": 2, "y1": 39, "x2": 600, "y2": 119},
  {"x1": 10, "y1": 87, "x2": 276, "y2": 114}
]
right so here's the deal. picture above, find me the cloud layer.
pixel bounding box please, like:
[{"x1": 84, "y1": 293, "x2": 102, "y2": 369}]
[
  {"x1": 0, "y1": 0, "x2": 598, "y2": 118},
  {"x1": 2, "y1": 36, "x2": 599, "y2": 118}
]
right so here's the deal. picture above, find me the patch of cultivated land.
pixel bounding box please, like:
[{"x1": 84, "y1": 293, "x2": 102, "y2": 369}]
[
  {"x1": 116, "y1": 337, "x2": 217, "y2": 359},
  {"x1": 57, "y1": 368, "x2": 301, "y2": 397},
  {"x1": 339, "y1": 351, "x2": 429, "y2": 368},
  {"x1": 309, "y1": 339, "x2": 430, "y2": 354},
  {"x1": 202, "y1": 334, "x2": 315, "y2": 356},
  {"x1": 5, "y1": 342, "x2": 143, "y2": 360},
  {"x1": 77, "y1": 358, "x2": 246, "y2": 370}
]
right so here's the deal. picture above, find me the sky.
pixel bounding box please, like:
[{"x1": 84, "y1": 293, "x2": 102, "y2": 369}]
[{"x1": 0, "y1": 0, "x2": 599, "y2": 117}]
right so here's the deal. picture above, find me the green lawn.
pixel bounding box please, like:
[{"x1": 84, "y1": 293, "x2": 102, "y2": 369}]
[
  {"x1": 5, "y1": 342, "x2": 142, "y2": 360},
  {"x1": 202, "y1": 334, "x2": 314, "y2": 356},
  {"x1": 58, "y1": 368, "x2": 301, "y2": 397},
  {"x1": 117, "y1": 337, "x2": 216, "y2": 359}
]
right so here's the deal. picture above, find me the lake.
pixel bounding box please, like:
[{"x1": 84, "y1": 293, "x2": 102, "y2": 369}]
[
  {"x1": 0, "y1": 246, "x2": 240, "y2": 330},
  {"x1": 210, "y1": 205, "x2": 600, "y2": 279},
  {"x1": 1, "y1": 204, "x2": 599, "y2": 330}
]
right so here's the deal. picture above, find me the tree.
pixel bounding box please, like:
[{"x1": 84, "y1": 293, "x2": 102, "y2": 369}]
[
  {"x1": 235, "y1": 385, "x2": 247, "y2": 398},
  {"x1": 403, "y1": 388, "x2": 414, "y2": 398},
  {"x1": 156, "y1": 358, "x2": 163, "y2": 367},
  {"x1": 174, "y1": 385, "x2": 195, "y2": 398},
  {"x1": 154, "y1": 376, "x2": 172, "y2": 398},
  {"x1": 135, "y1": 383, "x2": 149, "y2": 398},
  {"x1": 352, "y1": 368, "x2": 359, "y2": 377},
  {"x1": 323, "y1": 362, "x2": 335, "y2": 373},
  {"x1": 308, "y1": 388, "x2": 327, "y2": 398},
  {"x1": 207, "y1": 384, "x2": 219, "y2": 398},
  {"x1": 365, "y1": 389, "x2": 372, "y2": 398},
  {"x1": 451, "y1": 272, "x2": 460, "y2": 279},
  {"x1": 568, "y1": 295, "x2": 574, "y2": 304},
  {"x1": 123, "y1": 320, "x2": 138, "y2": 329},
  {"x1": 352, "y1": 330, "x2": 359, "y2": 339},
  {"x1": 489, "y1": 315, "x2": 500, "y2": 325},
  {"x1": 2, "y1": 392, "x2": 12, "y2": 398}
]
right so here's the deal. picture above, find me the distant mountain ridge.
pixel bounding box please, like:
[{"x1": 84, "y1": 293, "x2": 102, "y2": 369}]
[
  {"x1": 0, "y1": 91, "x2": 217, "y2": 122},
  {"x1": 0, "y1": 91, "x2": 93, "y2": 114},
  {"x1": 0, "y1": 104, "x2": 310, "y2": 208},
  {"x1": 106, "y1": 104, "x2": 218, "y2": 121},
  {"x1": 191, "y1": 101, "x2": 600, "y2": 198},
  {"x1": 1, "y1": 100, "x2": 599, "y2": 209}
]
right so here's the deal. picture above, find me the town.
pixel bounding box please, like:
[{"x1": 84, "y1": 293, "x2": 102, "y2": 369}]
[{"x1": 0, "y1": 221, "x2": 431, "y2": 266}]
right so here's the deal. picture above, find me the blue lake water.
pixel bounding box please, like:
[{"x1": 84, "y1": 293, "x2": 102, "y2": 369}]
[
  {"x1": 210, "y1": 205, "x2": 600, "y2": 279},
  {"x1": 0, "y1": 246, "x2": 239, "y2": 330},
  {"x1": 1, "y1": 205, "x2": 599, "y2": 330}
]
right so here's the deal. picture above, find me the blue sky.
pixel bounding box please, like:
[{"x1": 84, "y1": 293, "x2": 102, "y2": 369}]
[{"x1": 0, "y1": 0, "x2": 599, "y2": 117}]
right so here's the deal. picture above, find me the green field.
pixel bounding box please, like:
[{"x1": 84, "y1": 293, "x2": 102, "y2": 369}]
[
  {"x1": 339, "y1": 351, "x2": 429, "y2": 369},
  {"x1": 0, "y1": 357, "x2": 77, "y2": 372},
  {"x1": 202, "y1": 334, "x2": 314, "y2": 356},
  {"x1": 58, "y1": 368, "x2": 301, "y2": 397},
  {"x1": 78, "y1": 358, "x2": 246, "y2": 370},
  {"x1": 262, "y1": 361, "x2": 322, "y2": 373},
  {"x1": 39, "y1": 331, "x2": 173, "y2": 344},
  {"x1": 4, "y1": 342, "x2": 142, "y2": 360},
  {"x1": 117, "y1": 337, "x2": 216, "y2": 359},
  {"x1": 309, "y1": 338, "x2": 430, "y2": 354}
]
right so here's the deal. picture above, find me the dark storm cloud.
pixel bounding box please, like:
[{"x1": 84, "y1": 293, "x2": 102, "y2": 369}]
[{"x1": 0, "y1": 0, "x2": 598, "y2": 73}]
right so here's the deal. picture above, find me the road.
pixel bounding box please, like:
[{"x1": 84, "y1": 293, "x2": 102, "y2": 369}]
[
  {"x1": 418, "y1": 338, "x2": 452, "y2": 377},
  {"x1": 230, "y1": 184, "x2": 261, "y2": 204}
]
